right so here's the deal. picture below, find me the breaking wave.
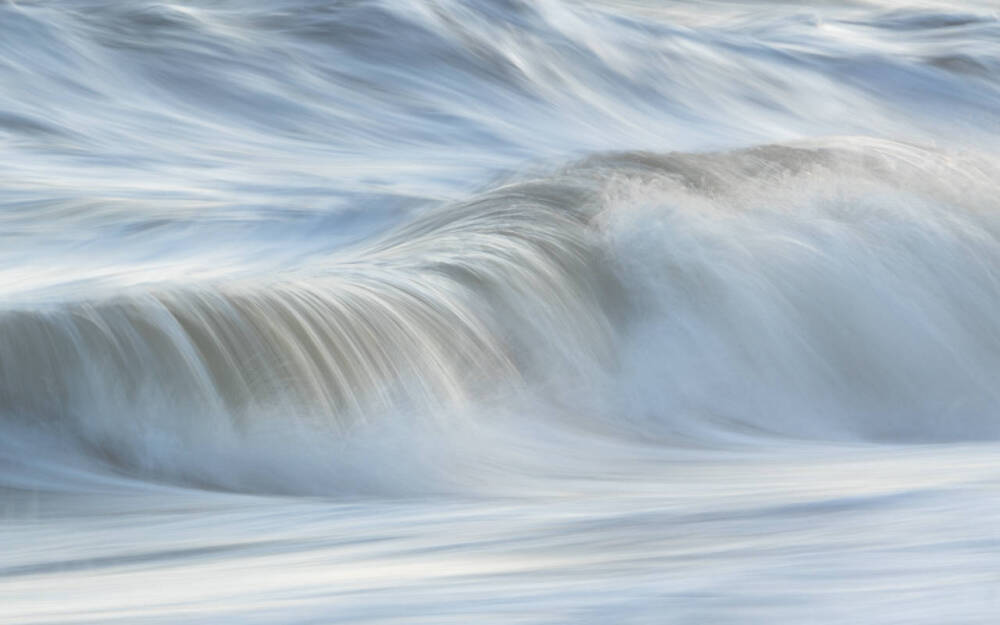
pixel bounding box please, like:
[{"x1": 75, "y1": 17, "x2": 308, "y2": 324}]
[{"x1": 5, "y1": 137, "x2": 1000, "y2": 493}]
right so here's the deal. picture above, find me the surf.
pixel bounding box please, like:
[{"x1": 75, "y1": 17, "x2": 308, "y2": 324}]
[{"x1": 3, "y1": 137, "x2": 1000, "y2": 494}]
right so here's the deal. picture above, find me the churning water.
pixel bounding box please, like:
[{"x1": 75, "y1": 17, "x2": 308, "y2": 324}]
[{"x1": 3, "y1": 0, "x2": 1000, "y2": 622}]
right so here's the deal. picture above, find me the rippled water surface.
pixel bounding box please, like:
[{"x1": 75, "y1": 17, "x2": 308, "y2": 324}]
[{"x1": 3, "y1": 1, "x2": 1000, "y2": 622}]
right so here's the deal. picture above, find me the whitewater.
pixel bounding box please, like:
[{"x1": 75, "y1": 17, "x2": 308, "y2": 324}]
[{"x1": 3, "y1": 0, "x2": 1000, "y2": 622}]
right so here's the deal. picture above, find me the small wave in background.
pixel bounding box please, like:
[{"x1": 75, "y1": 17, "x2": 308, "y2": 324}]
[{"x1": 3, "y1": 1, "x2": 1000, "y2": 623}]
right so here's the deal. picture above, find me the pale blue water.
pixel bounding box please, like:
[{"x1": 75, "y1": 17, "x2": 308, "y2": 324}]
[{"x1": 3, "y1": 1, "x2": 1000, "y2": 622}]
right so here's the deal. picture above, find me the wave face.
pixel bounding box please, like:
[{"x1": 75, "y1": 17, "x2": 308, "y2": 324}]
[{"x1": 4, "y1": 2, "x2": 1000, "y2": 623}]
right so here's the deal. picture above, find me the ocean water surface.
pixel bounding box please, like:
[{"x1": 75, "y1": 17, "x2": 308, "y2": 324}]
[{"x1": 3, "y1": 0, "x2": 1000, "y2": 622}]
